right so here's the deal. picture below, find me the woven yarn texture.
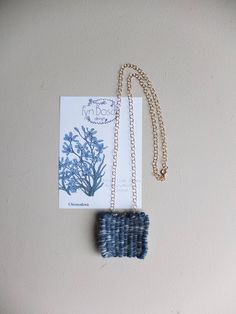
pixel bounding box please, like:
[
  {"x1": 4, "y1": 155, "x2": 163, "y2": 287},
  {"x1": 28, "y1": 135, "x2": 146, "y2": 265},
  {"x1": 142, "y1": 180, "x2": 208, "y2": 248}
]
[{"x1": 98, "y1": 212, "x2": 149, "y2": 259}]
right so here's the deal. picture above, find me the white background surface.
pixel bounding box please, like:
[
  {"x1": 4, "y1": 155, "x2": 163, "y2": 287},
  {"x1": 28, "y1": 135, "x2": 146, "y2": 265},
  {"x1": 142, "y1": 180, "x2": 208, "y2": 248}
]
[{"x1": 0, "y1": 1, "x2": 236, "y2": 313}]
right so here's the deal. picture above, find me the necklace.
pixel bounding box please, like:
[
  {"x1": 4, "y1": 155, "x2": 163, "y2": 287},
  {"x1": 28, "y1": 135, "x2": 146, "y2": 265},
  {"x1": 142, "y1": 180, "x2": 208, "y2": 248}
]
[{"x1": 98, "y1": 63, "x2": 168, "y2": 259}]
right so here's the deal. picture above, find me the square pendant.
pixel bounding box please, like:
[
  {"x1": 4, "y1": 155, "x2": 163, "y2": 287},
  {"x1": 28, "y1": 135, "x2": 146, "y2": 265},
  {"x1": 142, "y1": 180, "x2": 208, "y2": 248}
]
[{"x1": 98, "y1": 211, "x2": 149, "y2": 259}]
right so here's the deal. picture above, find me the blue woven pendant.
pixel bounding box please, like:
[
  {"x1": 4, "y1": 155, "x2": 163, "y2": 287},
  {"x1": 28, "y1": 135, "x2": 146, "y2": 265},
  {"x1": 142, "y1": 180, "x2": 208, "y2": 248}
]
[{"x1": 98, "y1": 211, "x2": 149, "y2": 259}]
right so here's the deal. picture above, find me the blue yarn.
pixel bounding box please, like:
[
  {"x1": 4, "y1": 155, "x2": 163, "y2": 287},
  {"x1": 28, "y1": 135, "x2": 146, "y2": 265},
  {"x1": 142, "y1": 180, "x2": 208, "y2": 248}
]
[{"x1": 98, "y1": 212, "x2": 149, "y2": 259}]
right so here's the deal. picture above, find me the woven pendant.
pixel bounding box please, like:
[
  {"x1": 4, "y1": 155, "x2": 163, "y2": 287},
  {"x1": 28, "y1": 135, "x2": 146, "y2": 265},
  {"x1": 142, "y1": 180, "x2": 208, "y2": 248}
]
[{"x1": 98, "y1": 211, "x2": 149, "y2": 259}]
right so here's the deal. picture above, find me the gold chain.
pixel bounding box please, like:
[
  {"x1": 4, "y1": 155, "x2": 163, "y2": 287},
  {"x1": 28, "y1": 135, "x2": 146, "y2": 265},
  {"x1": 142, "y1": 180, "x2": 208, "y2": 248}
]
[{"x1": 110, "y1": 63, "x2": 168, "y2": 212}]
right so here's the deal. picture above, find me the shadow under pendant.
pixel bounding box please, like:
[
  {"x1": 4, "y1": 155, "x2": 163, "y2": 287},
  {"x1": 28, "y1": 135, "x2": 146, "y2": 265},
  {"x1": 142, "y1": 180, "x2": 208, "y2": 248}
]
[{"x1": 98, "y1": 211, "x2": 149, "y2": 259}]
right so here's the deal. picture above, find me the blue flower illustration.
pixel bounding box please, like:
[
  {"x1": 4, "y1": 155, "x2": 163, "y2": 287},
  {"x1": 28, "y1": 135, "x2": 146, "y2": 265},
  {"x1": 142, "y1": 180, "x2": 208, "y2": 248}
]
[{"x1": 59, "y1": 126, "x2": 107, "y2": 196}]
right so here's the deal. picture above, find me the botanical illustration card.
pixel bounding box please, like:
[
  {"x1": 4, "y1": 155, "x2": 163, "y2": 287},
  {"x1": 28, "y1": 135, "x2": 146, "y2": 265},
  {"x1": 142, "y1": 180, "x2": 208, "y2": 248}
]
[{"x1": 58, "y1": 96, "x2": 142, "y2": 209}]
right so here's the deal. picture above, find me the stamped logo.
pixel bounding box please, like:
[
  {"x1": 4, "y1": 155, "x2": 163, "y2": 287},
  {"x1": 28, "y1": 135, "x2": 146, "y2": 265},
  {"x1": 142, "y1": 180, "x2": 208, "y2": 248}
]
[{"x1": 82, "y1": 98, "x2": 117, "y2": 124}]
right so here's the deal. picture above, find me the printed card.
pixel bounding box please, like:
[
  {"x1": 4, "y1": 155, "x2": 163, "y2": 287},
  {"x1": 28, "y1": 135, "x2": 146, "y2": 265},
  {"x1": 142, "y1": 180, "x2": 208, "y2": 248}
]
[{"x1": 59, "y1": 96, "x2": 142, "y2": 209}]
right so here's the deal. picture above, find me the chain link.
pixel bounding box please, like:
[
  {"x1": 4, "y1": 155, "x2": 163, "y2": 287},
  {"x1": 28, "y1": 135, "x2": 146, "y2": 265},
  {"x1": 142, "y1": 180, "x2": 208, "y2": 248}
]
[{"x1": 110, "y1": 63, "x2": 168, "y2": 212}]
